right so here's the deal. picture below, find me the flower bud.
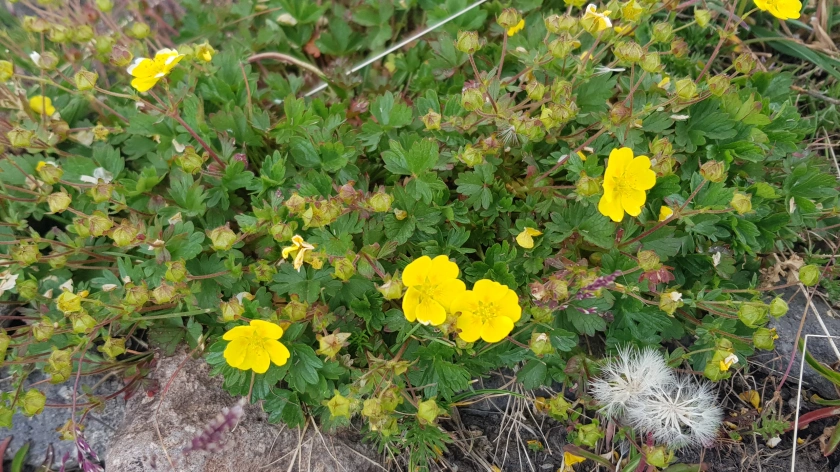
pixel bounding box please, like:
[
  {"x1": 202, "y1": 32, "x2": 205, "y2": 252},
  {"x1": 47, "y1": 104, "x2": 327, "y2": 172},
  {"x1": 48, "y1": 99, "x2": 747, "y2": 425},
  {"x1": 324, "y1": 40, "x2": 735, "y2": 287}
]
[
  {"x1": 545, "y1": 14, "x2": 578, "y2": 34},
  {"x1": 675, "y1": 77, "x2": 697, "y2": 100},
  {"x1": 73, "y1": 25, "x2": 95, "y2": 43},
  {"x1": 640, "y1": 51, "x2": 661, "y2": 73},
  {"x1": 798, "y1": 264, "x2": 820, "y2": 286},
  {"x1": 151, "y1": 282, "x2": 177, "y2": 304},
  {"x1": 394, "y1": 208, "x2": 408, "y2": 220},
  {"x1": 88, "y1": 181, "x2": 114, "y2": 203},
  {"x1": 32, "y1": 319, "x2": 55, "y2": 342},
  {"x1": 11, "y1": 243, "x2": 39, "y2": 266},
  {"x1": 753, "y1": 327, "x2": 778, "y2": 351},
  {"x1": 529, "y1": 332, "x2": 554, "y2": 357},
  {"x1": 17, "y1": 279, "x2": 38, "y2": 300},
  {"x1": 730, "y1": 192, "x2": 752, "y2": 214},
  {"x1": 74, "y1": 69, "x2": 98, "y2": 91},
  {"x1": 707, "y1": 74, "x2": 731, "y2": 97},
  {"x1": 250, "y1": 260, "x2": 277, "y2": 283},
  {"x1": 614, "y1": 41, "x2": 644, "y2": 64},
  {"x1": 0, "y1": 61, "x2": 13, "y2": 81},
  {"x1": 694, "y1": 9, "x2": 712, "y2": 27},
  {"x1": 96, "y1": 0, "x2": 114, "y2": 12},
  {"x1": 47, "y1": 25, "x2": 70, "y2": 43},
  {"x1": 23, "y1": 16, "x2": 50, "y2": 33},
  {"x1": 316, "y1": 331, "x2": 351, "y2": 360},
  {"x1": 769, "y1": 297, "x2": 788, "y2": 318},
  {"x1": 652, "y1": 22, "x2": 673, "y2": 43},
  {"x1": 284, "y1": 193, "x2": 306, "y2": 214},
  {"x1": 194, "y1": 42, "x2": 216, "y2": 62},
  {"x1": 650, "y1": 137, "x2": 673, "y2": 159},
  {"x1": 548, "y1": 395, "x2": 571, "y2": 421},
  {"x1": 46, "y1": 191, "x2": 72, "y2": 213},
  {"x1": 461, "y1": 87, "x2": 484, "y2": 112},
  {"x1": 609, "y1": 102, "x2": 632, "y2": 124},
  {"x1": 421, "y1": 109, "x2": 441, "y2": 130},
  {"x1": 699, "y1": 160, "x2": 726, "y2": 183},
  {"x1": 109, "y1": 46, "x2": 133, "y2": 67},
  {"x1": 8, "y1": 128, "x2": 35, "y2": 148},
  {"x1": 95, "y1": 36, "x2": 114, "y2": 55},
  {"x1": 208, "y1": 224, "x2": 237, "y2": 251},
  {"x1": 332, "y1": 257, "x2": 356, "y2": 281},
  {"x1": 738, "y1": 303, "x2": 768, "y2": 328},
  {"x1": 127, "y1": 22, "x2": 151, "y2": 39},
  {"x1": 87, "y1": 211, "x2": 113, "y2": 237},
  {"x1": 368, "y1": 191, "x2": 393, "y2": 213},
  {"x1": 548, "y1": 35, "x2": 580, "y2": 59},
  {"x1": 659, "y1": 290, "x2": 683, "y2": 315},
  {"x1": 457, "y1": 144, "x2": 484, "y2": 167},
  {"x1": 621, "y1": 0, "x2": 644, "y2": 22},
  {"x1": 455, "y1": 31, "x2": 481, "y2": 54},
  {"x1": 416, "y1": 398, "x2": 444, "y2": 425},
  {"x1": 734, "y1": 53, "x2": 756, "y2": 75},
  {"x1": 35, "y1": 161, "x2": 62, "y2": 184},
  {"x1": 575, "y1": 172, "x2": 601, "y2": 197},
  {"x1": 68, "y1": 311, "x2": 96, "y2": 334},
  {"x1": 376, "y1": 276, "x2": 404, "y2": 300},
  {"x1": 123, "y1": 282, "x2": 150, "y2": 307},
  {"x1": 670, "y1": 38, "x2": 689, "y2": 58},
  {"x1": 22, "y1": 389, "x2": 46, "y2": 417},
  {"x1": 497, "y1": 8, "x2": 522, "y2": 29},
  {"x1": 282, "y1": 297, "x2": 308, "y2": 321},
  {"x1": 165, "y1": 260, "x2": 188, "y2": 282},
  {"x1": 637, "y1": 250, "x2": 661, "y2": 271},
  {"x1": 324, "y1": 391, "x2": 353, "y2": 419},
  {"x1": 34, "y1": 51, "x2": 59, "y2": 70},
  {"x1": 220, "y1": 298, "x2": 244, "y2": 322},
  {"x1": 269, "y1": 222, "x2": 294, "y2": 242},
  {"x1": 177, "y1": 146, "x2": 208, "y2": 174}
]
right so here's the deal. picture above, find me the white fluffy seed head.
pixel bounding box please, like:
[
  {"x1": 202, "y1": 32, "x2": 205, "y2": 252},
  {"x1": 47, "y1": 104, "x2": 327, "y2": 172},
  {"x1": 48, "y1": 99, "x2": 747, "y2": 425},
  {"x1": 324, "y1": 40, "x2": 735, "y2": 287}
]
[
  {"x1": 589, "y1": 347, "x2": 675, "y2": 419},
  {"x1": 625, "y1": 374, "x2": 722, "y2": 449}
]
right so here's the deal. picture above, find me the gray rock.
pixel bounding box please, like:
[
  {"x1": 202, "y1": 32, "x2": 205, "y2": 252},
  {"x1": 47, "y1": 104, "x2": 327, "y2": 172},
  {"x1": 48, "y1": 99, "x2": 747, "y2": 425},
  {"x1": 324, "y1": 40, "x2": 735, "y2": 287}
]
[
  {"x1": 755, "y1": 288, "x2": 840, "y2": 400},
  {"x1": 105, "y1": 350, "x2": 383, "y2": 472}
]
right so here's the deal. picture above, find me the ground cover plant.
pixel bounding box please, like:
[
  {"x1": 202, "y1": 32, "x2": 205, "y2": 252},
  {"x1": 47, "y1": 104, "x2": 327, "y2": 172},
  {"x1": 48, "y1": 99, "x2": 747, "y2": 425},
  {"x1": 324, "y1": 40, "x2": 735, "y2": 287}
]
[{"x1": 0, "y1": 0, "x2": 839, "y2": 470}]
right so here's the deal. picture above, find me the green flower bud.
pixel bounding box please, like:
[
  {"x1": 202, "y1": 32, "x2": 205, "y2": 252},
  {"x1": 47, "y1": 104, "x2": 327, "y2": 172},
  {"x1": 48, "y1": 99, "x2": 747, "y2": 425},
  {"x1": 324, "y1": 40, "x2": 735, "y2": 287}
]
[
  {"x1": 799, "y1": 264, "x2": 820, "y2": 286},
  {"x1": 250, "y1": 260, "x2": 277, "y2": 283},
  {"x1": 73, "y1": 69, "x2": 98, "y2": 91},
  {"x1": 368, "y1": 191, "x2": 393, "y2": 213},
  {"x1": 73, "y1": 25, "x2": 95, "y2": 43},
  {"x1": 614, "y1": 41, "x2": 644, "y2": 64},
  {"x1": 694, "y1": 9, "x2": 712, "y2": 27},
  {"x1": 461, "y1": 87, "x2": 484, "y2": 112},
  {"x1": 457, "y1": 144, "x2": 484, "y2": 167},
  {"x1": 730, "y1": 192, "x2": 752, "y2": 215},
  {"x1": 269, "y1": 222, "x2": 294, "y2": 242},
  {"x1": 376, "y1": 276, "x2": 404, "y2": 300},
  {"x1": 47, "y1": 25, "x2": 70, "y2": 43},
  {"x1": 497, "y1": 8, "x2": 522, "y2": 29},
  {"x1": 621, "y1": 0, "x2": 644, "y2": 22},
  {"x1": 68, "y1": 310, "x2": 96, "y2": 334},
  {"x1": 48, "y1": 254, "x2": 67, "y2": 270},
  {"x1": 362, "y1": 398, "x2": 383, "y2": 419},
  {"x1": 332, "y1": 257, "x2": 356, "y2": 282},
  {"x1": 659, "y1": 290, "x2": 683, "y2": 316},
  {"x1": 0, "y1": 61, "x2": 13, "y2": 81},
  {"x1": 110, "y1": 221, "x2": 139, "y2": 247},
  {"x1": 96, "y1": 0, "x2": 114, "y2": 12},
  {"x1": 8, "y1": 128, "x2": 35, "y2": 148},
  {"x1": 151, "y1": 282, "x2": 177, "y2": 304},
  {"x1": 194, "y1": 42, "x2": 216, "y2": 62},
  {"x1": 417, "y1": 398, "x2": 444, "y2": 425},
  {"x1": 208, "y1": 224, "x2": 237, "y2": 251},
  {"x1": 16, "y1": 279, "x2": 38, "y2": 300},
  {"x1": 220, "y1": 298, "x2": 244, "y2": 322},
  {"x1": 177, "y1": 146, "x2": 208, "y2": 174},
  {"x1": 455, "y1": 31, "x2": 481, "y2": 54},
  {"x1": 34, "y1": 51, "x2": 59, "y2": 70},
  {"x1": 539, "y1": 106, "x2": 558, "y2": 130},
  {"x1": 35, "y1": 161, "x2": 63, "y2": 184},
  {"x1": 575, "y1": 172, "x2": 601, "y2": 197},
  {"x1": 127, "y1": 22, "x2": 151, "y2": 39},
  {"x1": 643, "y1": 445, "x2": 673, "y2": 468},
  {"x1": 548, "y1": 34, "x2": 580, "y2": 59},
  {"x1": 545, "y1": 15, "x2": 578, "y2": 34},
  {"x1": 98, "y1": 337, "x2": 126, "y2": 359},
  {"x1": 421, "y1": 109, "x2": 441, "y2": 130},
  {"x1": 525, "y1": 81, "x2": 547, "y2": 101},
  {"x1": 123, "y1": 282, "x2": 149, "y2": 307},
  {"x1": 46, "y1": 191, "x2": 72, "y2": 213},
  {"x1": 282, "y1": 297, "x2": 308, "y2": 322},
  {"x1": 11, "y1": 243, "x2": 40, "y2": 266},
  {"x1": 88, "y1": 211, "x2": 114, "y2": 237},
  {"x1": 640, "y1": 51, "x2": 661, "y2": 73},
  {"x1": 45, "y1": 348, "x2": 73, "y2": 383},
  {"x1": 707, "y1": 74, "x2": 731, "y2": 97},
  {"x1": 738, "y1": 303, "x2": 768, "y2": 328},
  {"x1": 95, "y1": 36, "x2": 114, "y2": 55},
  {"x1": 23, "y1": 16, "x2": 50, "y2": 33},
  {"x1": 670, "y1": 38, "x2": 689, "y2": 58},
  {"x1": 753, "y1": 327, "x2": 778, "y2": 351},
  {"x1": 88, "y1": 181, "x2": 114, "y2": 203},
  {"x1": 675, "y1": 77, "x2": 698, "y2": 100},
  {"x1": 637, "y1": 250, "x2": 661, "y2": 271},
  {"x1": 284, "y1": 193, "x2": 306, "y2": 214},
  {"x1": 394, "y1": 208, "x2": 408, "y2": 220},
  {"x1": 652, "y1": 22, "x2": 673, "y2": 43},
  {"x1": 529, "y1": 332, "x2": 554, "y2": 357},
  {"x1": 22, "y1": 389, "x2": 46, "y2": 417},
  {"x1": 699, "y1": 160, "x2": 726, "y2": 183},
  {"x1": 0, "y1": 329, "x2": 10, "y2": 364},
  {"x1": 733, "y1": 53, "x2": 756, "y2": 75},
  {"x1": 769, "y1": 297, "x2": 788, "y2": 318},
  {"x1": 609, "y1": 102, "x2": 632, "y2": 124},
  {"x1": 32, "y1": 319, "x2": 55, "y2": 342},
  {"x1": 165, "y1": 260, "x2": 188, "y2": 282},
  {"x1": 650, "y1": 137, "x2": 673, "y2": 158},
  {"x1": 324, "y1": 391, "x2": 353, "y2": 419},
  {"x1": 109, "y1": 46, "x2": 133, "y2": 67},
  {"x1": 575, "y1": 422, "x2": 604, "y2": 448}
]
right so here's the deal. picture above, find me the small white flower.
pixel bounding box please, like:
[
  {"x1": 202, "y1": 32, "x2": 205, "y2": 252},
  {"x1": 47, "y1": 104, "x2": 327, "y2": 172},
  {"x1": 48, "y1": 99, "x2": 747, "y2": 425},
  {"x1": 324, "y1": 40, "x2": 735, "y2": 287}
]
[
  {"x1": 276, "y1": 13, "x2": 298, "y2": 25},
  {"x1": 0, "y1": 271, "x2": 19, "y2": 296},
  {"x1": 669, "y1": 291, "x2": 683, "y2": 302},
  {"x1": 59, "y1": 279, "x2": 74, "y2": 292},
  {"x1": 80, "y1": 167, "x2": 114, "y2": 184},
  {"x1": 101, "y1": 284, "x2": 118, "y2": 292},
  {"x1": 766, "y1": 436, "x2": 781, "y2": 448},
  {"x1": 590, "y1": 347, "x2": 675, "y2": 419},
  {"x1": 712, "y1": 252, "x2": 721, "y2": 267}
]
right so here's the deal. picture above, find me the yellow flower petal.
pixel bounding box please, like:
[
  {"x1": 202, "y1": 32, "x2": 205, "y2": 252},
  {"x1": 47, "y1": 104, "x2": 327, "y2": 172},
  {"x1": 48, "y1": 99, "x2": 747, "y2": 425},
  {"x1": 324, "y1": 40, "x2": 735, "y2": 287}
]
[
  {"x1": 426, "y1": 255, "x2": 459, "y2": 285},
  {"x1": 402, "y1": 255, "x2": 432, "y2": 287},
  {"x1": 126, "y1": 58, "x2": 157, "y2": 78},
  {"x1": 251, "y1": 319, "x2": 283, "y2": 339},
  {"x1": 659, "y1": 206, "x2": 674, "y2": 221},
  {"x1": 415, "y1": 296, "x2": 447, "y2": 326},
  {"x1": 627, "y1": 155, "x2": 656, "y2": 190},
  {"x1": 576, "y1": 151, "x2": 587, "y2": 162},
  {"x1": 507, "y1": 18, "x2": 525, "y2": 37},
  {"x1": 456, "y1": 312, "x2": 483, "y2": 343},
  {"x1": 402, "y1": 287, "x2": 421, "y2": 322},
  {"x1": 130, "y1": 76, "x2": 160, "y2": 93},
  {"x1": 516, "y1": 227, "x2": 543, "y2": 249},
  {"x1": 481, "y1": 316, "x2": 514, "y2": 343},
  {"x1": 29, "y1": 96, "x2": 55, "y2": 115},
  {"x1": 222, "y1": 325, "x2": 254, "y2": 341},
  {"x1": 620, "y1": 187, "x2": 647, "y2": 216},
  {"x1": 435, "y1": 279, "x2": 466, "y2": 312},
  {"x1": 265, "y1": 339, "x2": 291, "y2": 367},
  {"x1": 564, "y1": 451, "x2": 586, "y2": 467},
  {"x1": 598, "y1": 190, "x2": 624, "y2": 222},
  {"x1": 223, "y1": 337, "x2": 249, "y2": 368}
]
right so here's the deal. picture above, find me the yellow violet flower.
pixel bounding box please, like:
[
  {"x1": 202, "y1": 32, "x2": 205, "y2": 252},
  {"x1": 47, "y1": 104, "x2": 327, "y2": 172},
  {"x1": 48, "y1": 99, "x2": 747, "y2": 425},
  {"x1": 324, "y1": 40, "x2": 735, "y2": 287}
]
[
  {"x1": 402, "y1": 255, "x2": 466, "y2": 326},
  {"x1": 516, "y1": 227, "x2": 543, "y2": 249},
  {"x1": 126, "y1": 48, "x2": 185, "y2": 92},
  {"x1": 598, "y1": 147, "x2": 656, "y2": 222},
  {"x1": 454, "y1": 279, "x2": 521, "y2": 343},
  {"x1": 223, "y1": 319, "x2": 291, "y2": 374},
  {"x1": 282, "y1": 234, "x2": 315, "y2": 271},
  {"x1": 719, "y1": 353, "x2": 738, "y2": 372},
  {"x1": 29, "y1": 96, "x2": 55, "y2": 116},
  {"x1": 754, "y1": 0, "x2": 801, "y2": 20},
  {"x1": 659, "y1": 206, "x2": 673, "y2": 221},
  {"x1": 583, "y1": 4, "x2": 613, "y2": 32},
  {"x1": 563, "y1": 451, "x2": 586, "y2": 471},
  {"x1": 507, "y1": 19, "x2": 525, "y2": 37}
]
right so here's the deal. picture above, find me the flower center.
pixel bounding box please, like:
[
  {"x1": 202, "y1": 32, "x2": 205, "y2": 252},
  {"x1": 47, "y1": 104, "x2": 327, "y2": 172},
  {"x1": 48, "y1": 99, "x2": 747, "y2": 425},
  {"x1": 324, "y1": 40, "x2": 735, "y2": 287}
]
[{"x1": 474, "y1": 301, "x2": 496, "y2": 323}]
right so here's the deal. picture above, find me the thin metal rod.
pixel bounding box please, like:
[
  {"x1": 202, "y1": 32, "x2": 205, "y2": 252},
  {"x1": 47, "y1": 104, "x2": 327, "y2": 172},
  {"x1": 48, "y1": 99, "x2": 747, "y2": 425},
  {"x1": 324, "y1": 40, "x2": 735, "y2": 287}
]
[{"x1": 303, "y1": 0, "x2": 489, "y2": 98}]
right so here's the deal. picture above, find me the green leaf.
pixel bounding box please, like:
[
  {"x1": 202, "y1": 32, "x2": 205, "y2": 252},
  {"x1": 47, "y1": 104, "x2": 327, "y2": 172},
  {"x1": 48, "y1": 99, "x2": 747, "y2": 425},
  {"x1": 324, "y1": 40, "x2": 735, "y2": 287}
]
[
  {"x1": 517, "y1": 359, "x2": 548, "y2": 390},
  {"x1": 550, "y1": 329, "x2": 578, "y2": 352},
  {"x1": 371, "y1": 91, "x2": 413, "y2": 128},
  {"x1": 264, "y1": 388, "x2": 306, "y2": 427}
]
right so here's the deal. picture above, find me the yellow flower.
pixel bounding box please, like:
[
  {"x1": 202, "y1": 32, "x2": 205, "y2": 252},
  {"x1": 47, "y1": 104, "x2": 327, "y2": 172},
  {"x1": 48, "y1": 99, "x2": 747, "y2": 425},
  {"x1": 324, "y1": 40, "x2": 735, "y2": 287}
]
[
  {"x1": 126, "y1": 48, "x2": 185, "y2": 92},
  {"x1": 754, "y1": 0, "x2": 801, "y2": 20},
  {"x1": 194, "y1": 42, "x2": 216, "y2": 62},
  {"x1": 597, "y1": 147, "x2": 656, "y2": 222},
  {"x1": 282, "y1": 234, "x2": 315, "y2": 271},
  {"x1": 402, "y1": 255, "x2": 466, "y2": 326},
  {"x1": 507, "y1": 19, "x2": 525, "y2": 37},
  {"x1": 454, "y1": 279, "x2": 521, "y2": 343},
  {"x1": 223, "y1": 319, "x2": 291, "y2": 374},
  {"x1": 29, "y1": 95, "x2": 55, "y2": 115},
  {"x1": 56, "y1": 290, "x2": 83, "y2": 314},
  {"x1": 657, "y1": 76, "x2": 671, "y2": 89},
  {"x1": 659, "y1": 206, "x2": 673, "y2": 221},
  {"x1": 583, "y1": 4, "x2": 613, "y2": 32},
  {"x1": 719, "y1": 353, "x2": 738, "y2": 372},
  {"x1": 516, "y1": 227, "x2": 543, "y2": 249},
  {"x1": 563, "y1": 451, "x2": 586, "y2": 471},
  {"x1": 576, "y1": 151, "x2": 587, "y2": 162}
]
